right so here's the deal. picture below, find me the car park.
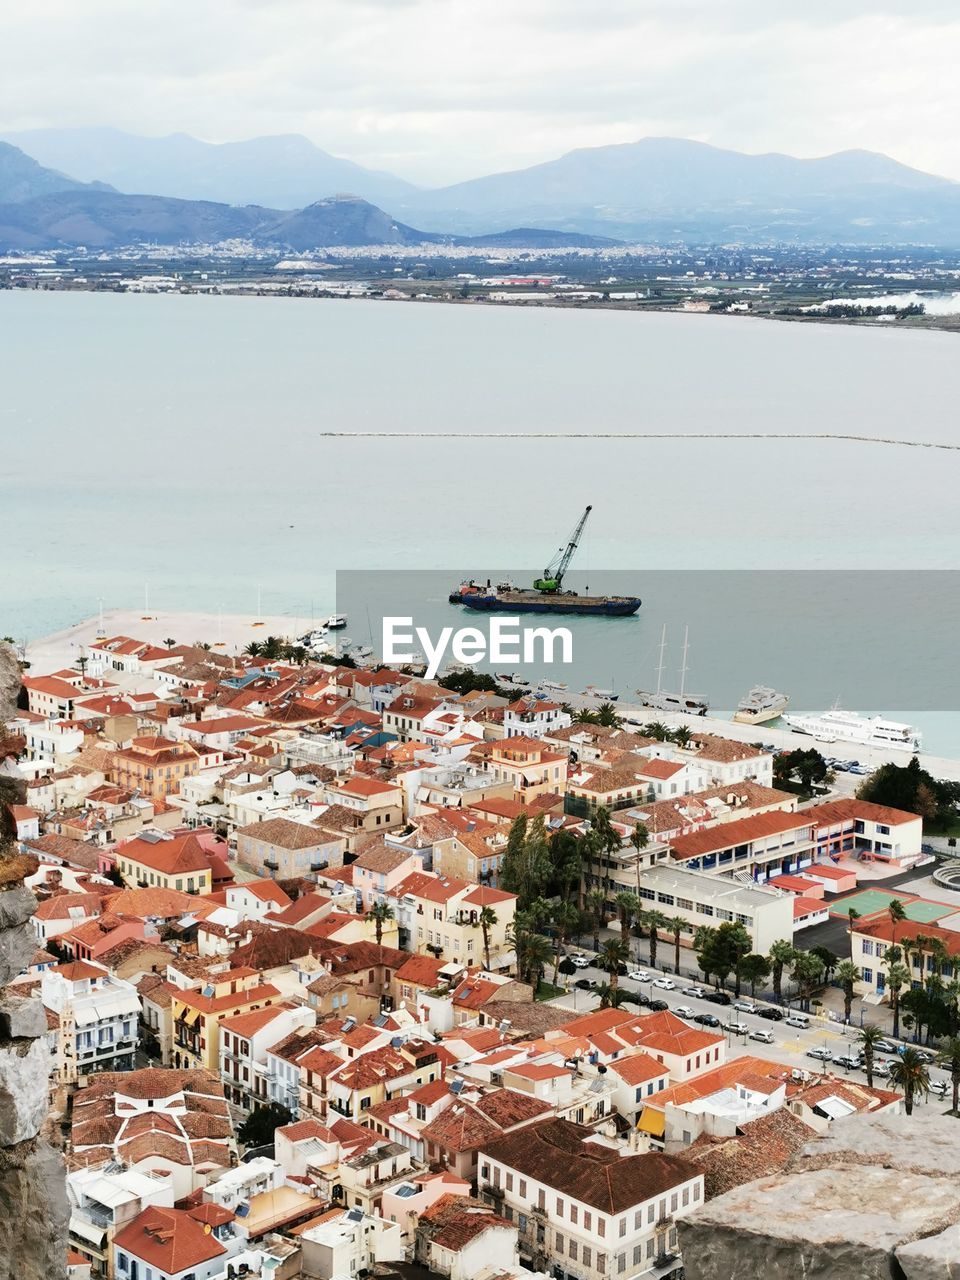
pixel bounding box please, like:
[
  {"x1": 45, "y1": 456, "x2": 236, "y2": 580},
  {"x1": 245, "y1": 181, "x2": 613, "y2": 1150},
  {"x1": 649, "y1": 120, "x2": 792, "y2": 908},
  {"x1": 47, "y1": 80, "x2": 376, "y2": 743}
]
[
  {"x1": 749, "y1": 1029, "x2": 776, "y2": 1044},
  {"x1": 652, "y1": 977, "x2": 676, "y2": 990},
  {"x1": 733, "y1": 1000, "x2": 756, "y2": 1014},
  {"x1": 724, "y1": 1021, "x2": 749, "y2": 1035},
  {"x1": 806, "y1": 1047, "x2": 833, "y2": 1061},
  {"x1": 647, "y1": 999, "x2": 669, "y2": 1012},
  {"x1": 703, "y1": 991, "x2": 731, "y2": 1006},
  {"x1": 570, "y1": 955, "x2": 591, "y2": 969},
  {"x1": 628, "y1": 969, "x2": 652, "y2": 983},
  {"x1": 694, "y1": 1012, "x2": 721, "y2": 1027},
  {"x1": 757, "y1": 1006, "x2": 784, "y2": 1021},
  {"x1": 674, "y1": 1005, "x2": 696, "y2": 1019},
  {"x1": 683, "y1": 986, "x2": 706, "y2": 998}
]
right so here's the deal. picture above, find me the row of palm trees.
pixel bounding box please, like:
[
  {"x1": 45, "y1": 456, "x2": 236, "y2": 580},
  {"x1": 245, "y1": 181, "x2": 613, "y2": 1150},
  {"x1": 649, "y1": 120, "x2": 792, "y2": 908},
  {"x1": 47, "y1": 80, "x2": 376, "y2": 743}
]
[{"x1": 857, "y1": 1023, "x2": 960, "y2": 1116}]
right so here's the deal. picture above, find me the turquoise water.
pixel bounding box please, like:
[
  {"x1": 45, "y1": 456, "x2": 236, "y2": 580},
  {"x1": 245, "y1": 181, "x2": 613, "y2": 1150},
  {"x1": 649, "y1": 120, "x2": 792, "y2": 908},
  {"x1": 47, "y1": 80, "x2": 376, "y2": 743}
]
[{"x1": 3, "y1": 291, "x2": 959, "y2": 746}]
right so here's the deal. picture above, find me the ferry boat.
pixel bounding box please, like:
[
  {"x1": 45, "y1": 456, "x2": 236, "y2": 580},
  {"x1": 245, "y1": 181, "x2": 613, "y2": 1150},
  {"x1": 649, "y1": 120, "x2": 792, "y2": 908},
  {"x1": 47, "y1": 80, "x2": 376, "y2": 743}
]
[
  {"x1": 782, "y1": 704, "x2": 922, "y2": 752},
  {"x1": 636, "y1": 625, "x2": 709, "y2": 716},
  {"x1": 733, "y1": 685, "x2": 789, "y2": 725}
]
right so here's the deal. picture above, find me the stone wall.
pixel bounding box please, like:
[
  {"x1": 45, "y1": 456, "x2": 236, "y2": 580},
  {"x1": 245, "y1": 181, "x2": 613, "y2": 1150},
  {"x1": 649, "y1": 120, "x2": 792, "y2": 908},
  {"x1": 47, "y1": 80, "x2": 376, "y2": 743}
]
[{"x1": 0, "y1": 642, "x2": 68, "y2": 1280}]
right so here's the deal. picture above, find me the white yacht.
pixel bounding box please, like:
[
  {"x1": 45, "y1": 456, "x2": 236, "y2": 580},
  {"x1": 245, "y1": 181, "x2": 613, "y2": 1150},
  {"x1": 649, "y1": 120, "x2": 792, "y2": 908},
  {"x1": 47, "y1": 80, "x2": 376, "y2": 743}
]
[
  {"x1": 326, "y1": 614, "x2": 347, "y2": 629},
  {"x1": 637, "y1": 625, "x2": 709, "y2": 716},
  {"x1": 783, "y1": 704, "x2": 922, "y2": 752},
  {"x1": 733, "y1": 685, "x2": 789, "y2": 725}
]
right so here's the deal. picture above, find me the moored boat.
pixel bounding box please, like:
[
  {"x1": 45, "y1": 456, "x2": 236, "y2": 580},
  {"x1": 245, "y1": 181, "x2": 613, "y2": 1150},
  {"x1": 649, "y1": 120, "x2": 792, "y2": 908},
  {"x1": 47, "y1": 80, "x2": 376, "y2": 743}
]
[
  {"x1": 733, "y1": 685, "x2": 790, "y2": 725},
  {"x1": 783, "y1": 704, "x2": 921, "y2": 751}
]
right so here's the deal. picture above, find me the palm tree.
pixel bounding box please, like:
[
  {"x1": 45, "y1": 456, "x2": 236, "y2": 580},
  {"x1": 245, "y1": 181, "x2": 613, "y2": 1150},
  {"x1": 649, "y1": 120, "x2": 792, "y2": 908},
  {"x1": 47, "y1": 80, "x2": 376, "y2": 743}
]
[
  {"x1": 520, "y1": 933, "x2": 554, "y2": 994},
  {"x1": 886, "y1": 961, "x2": 911, "y2": 1041},
  {"x1": 595, "y1": 702, "x2": 621, "y2": 728},
  {"x1": 671, "y1": 725, "x2": 693, "y2": 748},
  {"x1": 74, "y1": 653, "x2": 89, "y2": 677},
  {"x1": 888, "y1": 1046, "x2": 931, "y2": 1115},
  {"x1": 473, "y1": 906, "x2": 498, "y2": 970},
  {"x1": 846, "y1": 907, "x2": 861, "y2": 959},
  {"x1": 550, "y1": 901, "x2": 579, "y2": 985},
  {"x1": 587, "y1": 889, "x2": 607, "y2": 952},
  {"x1": 613, "y1": 891, "x2": 638, "y2": 945},
  {"x1": 163, "y1": 637, "x2": 176, "y2": 650},
  {"x1": 666, "y1": 916, "x2": 687, "y2": 976},
  {"x1": 859, "y1": 1023, "x2": 885, "y2": 1088},
  {"x1": 365, "y1": 900, "x2": 394, "y2": 947},
  {"x1": 595, "y1": 982, "x2": 629, "y2": 1010},
  {"x1": 938, "y1": 1035, "x2": 960, "y2": 1114},
  {"x1": 768, "y1": 939, "x2": 796, "y2": 1004},
  {"x1": 835, "y1": 960, "x2": 862, "y2": 1023},
  {"x1": 598, "y1": 938, "x2": 630, "y2": 996},
  {"x1": 888, "y1": 899, "x2": 907, "y2": 950},
  {"x1": 643, "y1": 909, "x2": 668, "y2": 971},
  {"x1": 243, "y1": 641, "x2": 262, "y2": 657},
  {"x1": 630, "y1": 822, "x2": 650, "y2": 898},
  {"x1": 643, "y1": 722, "x2": 670, "y2": 741}
]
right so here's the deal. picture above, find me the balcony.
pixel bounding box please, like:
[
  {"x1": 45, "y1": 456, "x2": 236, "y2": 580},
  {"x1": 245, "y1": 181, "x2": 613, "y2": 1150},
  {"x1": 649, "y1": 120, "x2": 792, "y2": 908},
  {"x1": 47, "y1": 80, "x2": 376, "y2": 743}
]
[{"x1": 264, "y1": 859, "x2": 279, "y2": 872}]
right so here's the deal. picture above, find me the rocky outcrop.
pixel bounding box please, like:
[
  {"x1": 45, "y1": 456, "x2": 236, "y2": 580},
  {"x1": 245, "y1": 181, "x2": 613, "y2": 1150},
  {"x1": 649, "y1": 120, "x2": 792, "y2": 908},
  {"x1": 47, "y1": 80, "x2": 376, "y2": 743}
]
[
  {"x1": 678, "y1": 1111, "x2": 960, "y2": 1280},
  {"x1": 0, "y1": 643, "x2": 68, "y2": 1280}
]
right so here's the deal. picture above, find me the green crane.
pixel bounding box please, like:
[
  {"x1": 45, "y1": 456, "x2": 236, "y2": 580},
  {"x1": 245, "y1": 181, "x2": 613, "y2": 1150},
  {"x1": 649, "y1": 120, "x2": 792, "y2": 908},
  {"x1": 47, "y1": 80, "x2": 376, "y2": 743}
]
[{"x1": 533, "y1": 505, "x2": 592, "y2": 593}]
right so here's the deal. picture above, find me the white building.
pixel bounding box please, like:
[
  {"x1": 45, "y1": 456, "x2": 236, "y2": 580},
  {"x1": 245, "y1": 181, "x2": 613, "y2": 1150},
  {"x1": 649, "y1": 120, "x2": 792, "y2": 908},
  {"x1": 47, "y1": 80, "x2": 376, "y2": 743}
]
[
  {"x1": 41, "y1": 960, "x2": 140, "y2": 1079},
  {"x1": 299, "y1": 1207, "x2": 403, "y2": 1280},
  {"x1": 219, "y1": 1001, "x2": 316, "y2": 1110},
  {"x1": 636, "y1": 863, "x2": 796, "y2": 952}
]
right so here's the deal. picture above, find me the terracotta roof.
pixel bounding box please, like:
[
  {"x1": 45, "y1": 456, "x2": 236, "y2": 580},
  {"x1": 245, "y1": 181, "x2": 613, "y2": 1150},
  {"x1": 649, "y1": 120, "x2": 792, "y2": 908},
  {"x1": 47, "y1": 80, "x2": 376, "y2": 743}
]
[
  {"x1": 804, "y1": 798, "x2": 921, "y2": 829},
  {"x1": 420, "y1": 1193, "x2": 514, "y2": 1250},
  {"x1": 669, "y1": 810, "x2": 813, "y2": 860},
  {"x1": 119, "y1": 833, "x2": 210, "y2": 876},
  {"x1": 237, "y1": 817, "x2": 329, "y2": 848},
  {"x1": 481, "y1": 1117, "x2": 698, "y2": 1213},
  {"x1": 105, "y1": 887, "x2": 198, "y2": 918},
  {"x1": 685, "y1": 1107, "x2": 814, "y2": 1198},
  {"x1": 220, "y1": 1001, "x2": 298, "y2": 1039},
  {"x1": 607, "y1": 1053, "x2": 669, "y2": 1086},
  {"x1": 113, "y1": 1207, "x2": 226, "y2": 1272}
]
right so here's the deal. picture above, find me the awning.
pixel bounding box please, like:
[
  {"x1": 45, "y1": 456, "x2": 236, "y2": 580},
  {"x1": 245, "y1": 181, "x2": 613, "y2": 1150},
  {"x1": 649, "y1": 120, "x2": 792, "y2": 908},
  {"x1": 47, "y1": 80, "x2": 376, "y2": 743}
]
[
  {"x1": 637, "y1": 1108, "x2": 666, "y2": 1138},
  {"x1": 862, "y1": 991, "x2": 886, "y2": 1005},
  {"x1": 70, "y1": 1216, "x2": 107, "y2": 1249}
]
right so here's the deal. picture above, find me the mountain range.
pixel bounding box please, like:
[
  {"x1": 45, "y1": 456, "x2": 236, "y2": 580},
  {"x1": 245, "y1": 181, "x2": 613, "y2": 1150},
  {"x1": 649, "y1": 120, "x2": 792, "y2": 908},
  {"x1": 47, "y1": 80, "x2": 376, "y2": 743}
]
[{"x1": 2, "y1": 129, "x2": 960, "y2": 248}]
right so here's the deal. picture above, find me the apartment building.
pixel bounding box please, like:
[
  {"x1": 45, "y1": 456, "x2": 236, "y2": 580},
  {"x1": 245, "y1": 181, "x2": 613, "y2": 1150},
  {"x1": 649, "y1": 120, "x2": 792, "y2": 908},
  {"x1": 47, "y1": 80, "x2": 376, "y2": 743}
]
[{"x1": 41, "y1": 960, "x2": 140, "y2": 1081}]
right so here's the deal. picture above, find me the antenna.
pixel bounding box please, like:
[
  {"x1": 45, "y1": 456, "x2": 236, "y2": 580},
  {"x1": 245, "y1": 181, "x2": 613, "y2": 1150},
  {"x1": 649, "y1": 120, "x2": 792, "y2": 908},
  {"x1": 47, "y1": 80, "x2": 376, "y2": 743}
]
[
  {"x1": 679, "y1": 626, "x2": 690, "y2": 697},
  {"x1": 655, "y1": 625, "x2": 667, "y2": 696}
]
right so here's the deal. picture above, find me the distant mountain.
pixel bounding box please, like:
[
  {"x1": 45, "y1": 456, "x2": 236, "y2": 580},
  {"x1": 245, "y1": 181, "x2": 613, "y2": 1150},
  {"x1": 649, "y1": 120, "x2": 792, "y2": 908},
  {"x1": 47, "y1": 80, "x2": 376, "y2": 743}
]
[
  {"x1": 396, "y1": 138, "x2": 960, "y2": 243},
  {"x1": 0, "y1": 127, "x2": 419, "y2": 210},
  {"x1": 0, "y1": 141, "x2": 113, "y2": 204}
]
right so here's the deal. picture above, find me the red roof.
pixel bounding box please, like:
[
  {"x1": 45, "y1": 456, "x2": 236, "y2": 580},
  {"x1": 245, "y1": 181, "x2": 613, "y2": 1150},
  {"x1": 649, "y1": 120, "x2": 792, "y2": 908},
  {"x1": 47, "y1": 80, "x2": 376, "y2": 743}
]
[
  {"x1": 793, "y1": 896, "x2": 828, "y2": 919},
  {"x1": 670, "y1": 810, "x2": 813, "y2": 860},
  {"x1": 119, "y1": 833, "x2": 210, "y2": 876},
  {"x1": 113, "y1": 1207, "x2": 226, "y2": 1271}
]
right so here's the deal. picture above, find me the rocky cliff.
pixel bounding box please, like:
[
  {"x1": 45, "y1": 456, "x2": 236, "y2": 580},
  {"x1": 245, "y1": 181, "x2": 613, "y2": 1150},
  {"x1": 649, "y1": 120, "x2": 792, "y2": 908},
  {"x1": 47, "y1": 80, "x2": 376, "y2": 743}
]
[{"x1": 0, "y1": 641, "x2": 68, "y2": 1280}]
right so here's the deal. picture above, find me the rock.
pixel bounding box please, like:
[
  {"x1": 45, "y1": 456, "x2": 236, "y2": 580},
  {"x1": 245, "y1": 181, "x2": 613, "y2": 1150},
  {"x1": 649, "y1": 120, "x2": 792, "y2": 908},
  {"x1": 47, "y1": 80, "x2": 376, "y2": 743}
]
[
  {"x1": 0, "y1": 1038, "x2": 52, "y2": 1145},
  {"x1": 0, "y1": 1137, "x2": 68, "y2": 1280},
  {"x1": 0, "y1": 644, "x2": 19, "y2": 722},
  {"x1": 791, "y1": 1110, "x2": 960, "y2": 1180},
  {"x1": 0, "y1": 919, "x2": 38, "y2": 989},
  {"x1": 0, "y1": 885, "x2": 36, "y2": 933},
  {"x1": 0, "y1": 996, "x2": 47, "y2": 1041},
  {"x1": 896, "y1": 1224, "x2": 960, "y2": 1278}
]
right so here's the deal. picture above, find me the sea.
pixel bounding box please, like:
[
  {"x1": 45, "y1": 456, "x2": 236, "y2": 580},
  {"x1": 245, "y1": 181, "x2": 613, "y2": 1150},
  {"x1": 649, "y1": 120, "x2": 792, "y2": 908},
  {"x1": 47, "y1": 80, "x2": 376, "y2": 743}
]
[{"x1": 3, "y1": 290, "x2": 960, "y2": 750}]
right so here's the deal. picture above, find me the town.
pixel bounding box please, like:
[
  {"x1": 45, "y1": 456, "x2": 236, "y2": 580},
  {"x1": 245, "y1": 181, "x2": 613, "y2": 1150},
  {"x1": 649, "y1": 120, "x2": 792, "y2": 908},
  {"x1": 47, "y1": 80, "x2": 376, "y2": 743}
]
[{"x1": 2, "y1": 626, "x2": 959, "y2": 1280}]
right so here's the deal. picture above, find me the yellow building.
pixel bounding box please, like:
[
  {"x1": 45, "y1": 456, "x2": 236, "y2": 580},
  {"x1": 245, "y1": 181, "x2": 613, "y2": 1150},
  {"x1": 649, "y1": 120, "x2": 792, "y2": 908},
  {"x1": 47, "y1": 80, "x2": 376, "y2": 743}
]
[
  {"x1": 392, "y1": 873, "x2": 517, "y2": 971},
  {"x1": 171, "y1": 966, "x2": 281, "y2": 1071},
  {"x1": 111, "y1": 735, "x2": 199, "y2": 800},
  {"x1": 479, "y1": 736, "x2": 567, "y2": 804},
  {"x1": 115, "y1": 831, "x2": 214, "y2": 895}
]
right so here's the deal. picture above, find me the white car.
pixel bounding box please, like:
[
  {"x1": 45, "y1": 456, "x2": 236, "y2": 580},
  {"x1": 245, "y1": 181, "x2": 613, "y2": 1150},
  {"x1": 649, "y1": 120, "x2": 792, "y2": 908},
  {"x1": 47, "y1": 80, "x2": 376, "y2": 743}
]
[
  {"x1": 570, "y1": 955, "x2": 591, "y2": 969},
  {"x1": 674, "y1": 1005, "x2": 696, "y2": 1019},
  {"x1": 749, "y1": 1029, "x2": 775, "y2": 1044},
  {"x1": 682, "y1": 985, "x2": 706, "y2": 998},
  {"x1": 652, "y1": 977, "x2": 676, "y2": 990},
  {"x1": 733, "y1": 1000, "x2": 757, "y2": 1014},
  {"x1": 628, "y1": 969, "x2": 652, "y2": 983}
]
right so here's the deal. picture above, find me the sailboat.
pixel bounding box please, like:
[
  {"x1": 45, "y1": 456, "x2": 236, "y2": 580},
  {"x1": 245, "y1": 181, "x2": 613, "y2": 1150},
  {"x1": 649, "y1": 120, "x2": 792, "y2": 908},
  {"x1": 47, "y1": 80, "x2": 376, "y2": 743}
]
[{"x1": 636, "y1": 625, "x2": 709, "y2": 715}]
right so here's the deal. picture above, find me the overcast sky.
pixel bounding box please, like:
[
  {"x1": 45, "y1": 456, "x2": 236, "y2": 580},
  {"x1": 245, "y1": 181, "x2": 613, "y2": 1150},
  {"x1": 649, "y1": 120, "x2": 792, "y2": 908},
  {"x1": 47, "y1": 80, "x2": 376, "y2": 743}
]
[{"x1": 3, "y1": 0, "x2": 960, "y2": 185}]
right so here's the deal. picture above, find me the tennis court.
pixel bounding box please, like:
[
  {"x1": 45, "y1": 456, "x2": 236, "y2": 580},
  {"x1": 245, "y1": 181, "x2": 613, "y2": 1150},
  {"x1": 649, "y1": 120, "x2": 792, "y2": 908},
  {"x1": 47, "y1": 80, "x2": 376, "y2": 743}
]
[{"x1": 828, "y1": 888, "x2": 951, "y2": 923}]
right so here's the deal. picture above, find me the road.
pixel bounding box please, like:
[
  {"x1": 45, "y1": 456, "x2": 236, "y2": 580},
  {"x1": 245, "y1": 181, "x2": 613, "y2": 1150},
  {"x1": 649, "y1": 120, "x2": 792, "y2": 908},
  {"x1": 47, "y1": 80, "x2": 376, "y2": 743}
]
[{"x1": 553, "y1": 958, "x2": 954, "y2": 1101}]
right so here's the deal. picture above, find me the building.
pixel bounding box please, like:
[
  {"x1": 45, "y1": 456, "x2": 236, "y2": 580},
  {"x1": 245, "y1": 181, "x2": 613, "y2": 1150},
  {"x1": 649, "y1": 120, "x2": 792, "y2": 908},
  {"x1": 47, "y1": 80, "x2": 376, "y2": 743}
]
[
  {"x1": 503, "y1": 696, "x2": 571, "y2": 741},
  {"x1": 299, "y1": 1207, "x2": 403, "y2": 1280},
  {"x1": 352, "y1": 840, "x2": 425, "y2": 910},
  {"x1": 481, "y1": 737, "x2": 567, "y2": 804},
  {"x1": 114, "y1": 831, "x2": 214, "y2": 895},
  {"x1": 236, "y1": 817, "x2": 345, "y2": 880},
  {"x1": 112, "y1": 1204, "x2": 239, "y2": 1280},
  {"x1": 68, "y1": 1165, "x2": 175, "y2": 1279},
  {"x1": 852, "y1": 916, "x2": 960, "y2": 1000},
  {"x1": 219, "y1": 1002, "x2": 316, "y2": 1110},
  {"x1": 667, "y1": 811, "x2": 816, "y2": 883},
  {"x1": 171, "y1": 967, "x2": 281, "y2": 1072},
  {"x1": 635, "y1": 864, "x2": 795, "y2": 952},
  {"x1": 479, "y1": 1117, "x2": 703, "y2": 1280},
  {"x1": 110, "y1": 736, "x2": 200, "y2": 801},
  {"x1": 805, "y1": 798, "x2": 924, "y2": 868},
  {"x1": 416, "y1": 1193, "x2": 520, "y2": 1280},
  {"x1": 391, "y1": 874, "x2": 517, "y2": 969},
  {"x1": 42, "y1": 960, "x2": 140, "y2": 1081}
]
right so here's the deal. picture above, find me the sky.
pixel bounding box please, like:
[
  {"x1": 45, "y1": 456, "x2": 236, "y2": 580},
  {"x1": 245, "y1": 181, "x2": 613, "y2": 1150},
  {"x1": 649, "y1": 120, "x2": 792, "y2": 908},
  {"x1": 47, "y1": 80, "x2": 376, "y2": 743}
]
[{"x1": 3, "y1": 0, "x2": 960, "y2": 185}]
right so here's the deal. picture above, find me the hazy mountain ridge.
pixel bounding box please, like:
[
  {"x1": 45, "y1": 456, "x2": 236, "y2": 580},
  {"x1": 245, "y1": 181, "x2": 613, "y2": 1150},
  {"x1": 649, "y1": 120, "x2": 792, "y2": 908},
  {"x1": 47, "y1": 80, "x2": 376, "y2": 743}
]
[{"x1": 0, "y1": 141, "x2": 114, "y2": 203}]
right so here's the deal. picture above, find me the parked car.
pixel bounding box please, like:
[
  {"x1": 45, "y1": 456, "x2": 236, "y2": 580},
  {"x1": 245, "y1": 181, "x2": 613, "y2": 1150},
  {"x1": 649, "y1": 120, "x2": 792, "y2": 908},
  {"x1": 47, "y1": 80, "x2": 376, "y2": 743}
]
[
  {"x1": 647, "y1": 998, "x2": 669, "y2": 1012},
  {"x1": 570, "y1": 955, "x2": 591, "y2": 969},
  {"x1": 785, "y1": 1015, "x2": 810, "y2": 1029},
  {"x1": 616, "y1": 963, "x2": 629, "y2": 976},
  {"x1": 682, "y1": 986, "x2": 706, "y2": 998},
  {"x1": 874, "y1": 1039, "x2": 896, "y2": 1054},
  {"x1": 833, "y1": 1054, "x2": 862, "y2": 1070},
  {"x1": 757, "y1": 1006, "x2": 784, "y2": 1021},
  {"x1": 749, "y1": 1029, "x2": 776, "y2": 1044},
  {"x1": 694, "y1": 1012, "x2": 721, "y2": 1027},
  {"x1": 574, "y1": 979, "x2": 594, "y2": 990},
  {"x1": 652, "y1": 977, "x2": 676, "y2": 990},
  {"x1": 674, "y1": 1005, "x2": 696, "y2": 1019},
  {"x1": 703, "y1": 991, "x2": 731, "y2": 1006},
  {"x1": 806, "y1": 1047, "x2": 833, "y2": 1061},
  {"x1": 724, "y1": 1021, "x2": 750, "y2": 1035},
  {"x1": 628, "y1": 969, "x2": 652, "y2": 983},
  {"x1": 633, "y1": 992, "x2": 651, "y2": 1007},
  {"x1": 733, "y1": 1000, "x2": 757, "y2": 1014}
]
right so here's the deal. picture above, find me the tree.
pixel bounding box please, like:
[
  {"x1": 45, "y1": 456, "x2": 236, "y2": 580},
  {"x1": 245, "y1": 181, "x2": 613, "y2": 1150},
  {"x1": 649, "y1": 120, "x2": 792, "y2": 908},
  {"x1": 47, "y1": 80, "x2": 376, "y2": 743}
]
[
  {"x1": 859, "y1": 1023, "x2": 885, "y2": 1088},
  {"x1": 499, "y1": 812, "x2": 551, "y2": 909},
  {"x1": 886, "y1": 961, "x2": 911, "y2": 1041},
  {"x1": 938, "y1": 1035, "x2": 960, "y2": 1114},
  {"x1": 598, "y1": 938, "x2": 630, "y2": 996},
  {"x1": 666, "y1": 916, "x2": 687, "y2": 976},
  {"x1": 595, "y1": 702, "x2": 621, "y2": 728},
  {"x1": 773, "y1": 748, "x2": 828, "y2": 794},
  {"x1": 811, "y1": 947, "x2": 839, "y2": 983},
  {"x1": 614, "y1": 892, "x2": 639, "y2": 948},
  {"x1": 630, "y1": 822, "x2": 650, "y2": 899},
  {"x1": 587, "y1": 889, "x2": 607, "y2": 952},
  {"x1": 888, "y1": 1046, "x2": 931, "y2": 1116},
  {"x1": 238, "y1": 1102, "x2": 293, "y2": 1148},
  {"x1": 509, "y1": 921, "x2": 553, "y2": 991},
  {"x1": 364, "y1": 900, "x2": 394, "y2": 947},
  {"x1": 595, "y1": 982, "x2": 630, "y2": 1009},
  {"x1": 550, "y1": 902, "x2": 580, "y2": 985},
  {"x1": 643, "y1": 909, "x2": 668, "y2": 971},
  {"x1": 643, "y1": 722, "x2": 671, "y2": 741},
  {"x1": 846, "y1": 906, "x2": 861, "y2": 958},
  {"x1": 243, "y1": 641, "x2": 262, "y2": 657},
  {"x1": 835, "y1": 960, "x2": 862, "y2": 1023},
  {"x1": 768, "y1": 939, "x2": 796, "y2": 1004},
  {"x1": 588, "y1": 806, "x2": 623, "y2": 896},
  {"x1": 474, "y1": 906, "x2": 498, "y2": 970},
  {"x1": 163, "y1": 637, "x2": 176, "y2": 650},
  {"x1": 74, "y1": 653, "x2": 89, "y2": 677},
  {"x1": 888, "y1": 899, "x2": 907, "y2": 950},
  {"x1": 740, "y1": 953, "x2": 771, "y2": 998},
  {"x1": 670, "y1": 725, "x2": 693, "y2": 748},
  {"x1": 790, "y1": 951, "x2": 825, "y2": 1011}
]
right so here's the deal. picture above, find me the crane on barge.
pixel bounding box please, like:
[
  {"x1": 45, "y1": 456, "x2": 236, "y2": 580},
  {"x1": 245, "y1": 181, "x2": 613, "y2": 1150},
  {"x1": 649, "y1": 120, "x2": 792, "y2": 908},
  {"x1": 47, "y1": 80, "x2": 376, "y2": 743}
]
[{"x1": 533, "y1": 504, "x2": 592, "y2": 594}]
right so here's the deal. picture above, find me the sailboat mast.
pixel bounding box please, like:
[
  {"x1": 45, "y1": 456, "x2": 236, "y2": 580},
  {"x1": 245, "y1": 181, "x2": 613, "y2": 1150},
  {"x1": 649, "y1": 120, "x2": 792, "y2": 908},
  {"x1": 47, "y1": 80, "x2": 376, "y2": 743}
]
[
  {"x1": 680, "y1": 626, "x2": 690, "y2": 697},
  {"x1": 656, "y1": 625, "x2": 667, "y2": 696}
]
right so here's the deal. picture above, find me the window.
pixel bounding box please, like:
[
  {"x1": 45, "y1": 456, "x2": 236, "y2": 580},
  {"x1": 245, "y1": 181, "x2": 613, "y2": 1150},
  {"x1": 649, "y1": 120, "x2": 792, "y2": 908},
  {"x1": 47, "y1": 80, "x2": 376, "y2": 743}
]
[
  {"x1": 569, "y1": 1242, "x2": 578, "y2": 1261},
  {"x1": 863, "y1": 967, "x2": 873, "y2": 982},
  {"x1": 556, "y1": 1197, "x2": 563, "y2": 1216},
  {"x1": 619, "y1": 1218, "x2": 627, "y2": 1238},
  {"x1": 862, "y1": 941, "x2": 874, "y2": 956},
  {"x1": 597, "y1": 1217, "x2": 605, "y2": 1237},
  {"x1": 555, "y1": 1233, "x2": 564, "y2": 1252},
  {"x1": 583, "y1": 1247, "x2": 592, "y2": 1268},
  {"x1": 584, "y1": 1211, "x2": 591, "y2": 1230},
  {"x1": 570, "y1": 1206, "x2": 578, "y2": 1225}
]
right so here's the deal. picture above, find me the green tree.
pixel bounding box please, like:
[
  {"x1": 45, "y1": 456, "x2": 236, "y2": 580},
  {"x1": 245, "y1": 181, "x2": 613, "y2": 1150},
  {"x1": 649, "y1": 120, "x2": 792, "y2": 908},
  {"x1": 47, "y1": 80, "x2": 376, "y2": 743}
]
[
  {"x1": 643, "y1": 722, "x2": 671, "y2": 741},
  {"x1": 938, "y1": 1035, "x2": 960, "y2": 1114},
  {"x1": 588, "y1": 806, "x2": 623, "y2": 896},
  {"x1": 238, "y1": 1102, "x2": 293, "y2": 1148},
  {"x1": 587, "y1": 889, "x2": 607, "y2": 952},
  {"x1": 790, "y1": 951, "x2": 825, "y2": 1011},
  {"x1": 671, "y1": 725, "x2": 693, "y2": 748},
  {"x1": 614, "y1": 892, "x2": 639, "y2": 948},
  {"x1": 846, "y1": 906, "x2": 861, "y2": 958},
  {"x1": 365, "y1": 900, "x2": 394, "y2": 947},
  {"x1": 858, "y1": 1023, "x2": 885, "y2": 1088},
  {"x1": 835, "y1": 960, "x2": 862, "y2": 1023},
  {"x1": 886, "y1": 961, "x2": 911, "y2": 1041},
  {"x1": 499, "y1": 812, "x2": 552, "y2": 909},
  {"x1": 630, "y1": 822, "x2": 650, "y2": 899},
  {"x1": 768, "y1": 939, "x2": 796, "y2": 1004},
  {"x1": 888, "y1": 899, "x2": 907, "y2": 950},
  {"x1": 473, "y1": 906, "x2": 498, "y2": 970},
  {"x1": 598, "y1": 937, "x2": 630, "y2": 996},
  {"x1": 643, "y1": 909, "x2": 668, "y2": 971},
  {"x1": 740, "y1": 953, "x2": 771, "y2": 998},
  {"x1": 666, "y1": 915, "x2": 687, "y2": 976},
  {"x1": 888, "y1": 1046, "x2": 931, "y2": 1116},
  {"x1": 595, "y1": 982, "x2": 630, "y2": 1009},
  {"x1": 595, "y1": 702, "x2": 621, "y2": 728},
  {"x1": 550, "y1": 901, "x2": 580, "y2": 985}
]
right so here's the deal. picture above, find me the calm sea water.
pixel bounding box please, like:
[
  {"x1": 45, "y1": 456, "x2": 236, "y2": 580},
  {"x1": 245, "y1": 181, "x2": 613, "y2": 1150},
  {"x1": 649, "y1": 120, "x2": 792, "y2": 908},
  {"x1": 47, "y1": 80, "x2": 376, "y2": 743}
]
[{"x1": 3, "y1": 291, "x2": 960, "y2": 747}]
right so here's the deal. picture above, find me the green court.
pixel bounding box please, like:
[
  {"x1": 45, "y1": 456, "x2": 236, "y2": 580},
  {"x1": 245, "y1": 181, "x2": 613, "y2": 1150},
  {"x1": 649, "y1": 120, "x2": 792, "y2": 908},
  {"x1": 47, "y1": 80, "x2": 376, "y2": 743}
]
[{"x1": 829, "y1": 888, "x2": 952, "y2": 923}]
